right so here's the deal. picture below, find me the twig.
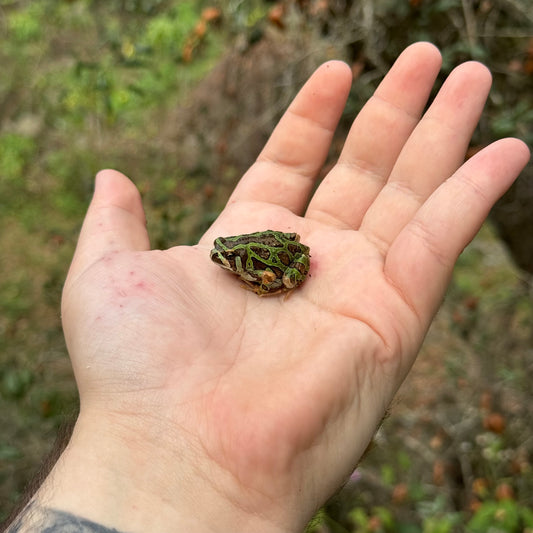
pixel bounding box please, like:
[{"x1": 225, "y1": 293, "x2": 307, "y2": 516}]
[{"x1": 461, "y1": 0, "x2": 478, "y2": 52}]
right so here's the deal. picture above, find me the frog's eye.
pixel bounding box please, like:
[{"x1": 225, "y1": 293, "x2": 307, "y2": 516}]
[{"x1": 211, "y1": 254, "x2": 224, "y2": 265}]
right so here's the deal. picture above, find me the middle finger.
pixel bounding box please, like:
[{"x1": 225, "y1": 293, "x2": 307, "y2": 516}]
[{"x1": 306, "y1": 42, "x2": 442, "y2": 228}]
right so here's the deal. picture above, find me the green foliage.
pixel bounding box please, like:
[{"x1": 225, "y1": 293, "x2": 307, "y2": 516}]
[
  {"x1": 491, "y1": 100, "x2": 533, "y2": 140},
  {"x1": 422, "y1": 514, "x2": 462, "y2": 533},
  {"x1": 1, "y1": 366, "x2": 34, "y2": 400},
  {"x1": 0, "y1": 444, "x2": 21, "y2": 462},
  {"x1": 6, "y1": 2, "x2": 44, "y2": 42},
  {"x1": 56, "y1": 2, "x2": 212, "y2": 124},
  {"x1": 467, "y1": 500, "x2": 533, "y2": 532},
  {"x1": 0, "y1": 276, "x2": 32, "y2": 322},
  {"x1": 223, "y1": 0, "x2": 269, "y2": 31},
  {"x1": 2, "y1": 0, "x2": 218, "y2": 133},
  {"x1": 305, "y1": 508, "x2": 329, "y2": 533},
  {"x1": 60, "y1": 62, "x2": 120, "y2": 124},
  {"x1": 349, "y1": 506, "x2": 395, "y2": 532},
  {"x1": 336, "y1": 0, "x2": 533, "y2": 146},
  {"x1": 89, "y1": 0, "x2": 168, "y2": 14},
  {"x1": 144, "y1": 3, "x2": 197, "y2": 53},
  {"x1": 418, "y1": 496, "x2": 463, "y2": 533},
  {"x1": 0, "y1": 134, "x2": 36, "y2": 184}
]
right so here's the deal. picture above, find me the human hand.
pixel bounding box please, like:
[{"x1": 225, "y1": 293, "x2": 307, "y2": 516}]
[{"x1": 34, "y1": 43, "x2": 529, "y2": 533}]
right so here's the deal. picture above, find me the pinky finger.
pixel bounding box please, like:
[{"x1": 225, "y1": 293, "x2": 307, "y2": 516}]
[{"x1": 385, "y1": 138, "x2": 530, "y2": 323}]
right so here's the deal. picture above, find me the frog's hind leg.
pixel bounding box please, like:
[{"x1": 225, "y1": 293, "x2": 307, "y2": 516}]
[
  {"x1": 240, "y1": 280, "x2": 264, "y2": 296},
  {"x1": 239, "y1": 279, "x2": 284, "y2": 297}
]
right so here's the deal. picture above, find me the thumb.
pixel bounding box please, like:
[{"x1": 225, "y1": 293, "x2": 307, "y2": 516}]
[{"x1": 66, "y1": 169, "x2": 150, "y2": 281}]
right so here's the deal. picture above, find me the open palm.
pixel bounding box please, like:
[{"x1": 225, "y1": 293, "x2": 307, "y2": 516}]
[{"x1": 59, "y1": 43, "x2": 529, "y2": 532}]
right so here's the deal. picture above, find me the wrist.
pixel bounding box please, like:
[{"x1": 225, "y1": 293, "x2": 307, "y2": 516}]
[{"x1": 27, "y1": 411, "x2": 296, "y2": 533}]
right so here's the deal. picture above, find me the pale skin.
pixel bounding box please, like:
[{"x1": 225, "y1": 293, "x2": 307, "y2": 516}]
[{"x1": 9, "y1": 43, "x2": 530, "y2": 532}]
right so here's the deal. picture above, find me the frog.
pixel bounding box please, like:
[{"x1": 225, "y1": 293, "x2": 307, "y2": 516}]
[{"x1": 210, "y1": 230, "x2": 311, "y2": 296}]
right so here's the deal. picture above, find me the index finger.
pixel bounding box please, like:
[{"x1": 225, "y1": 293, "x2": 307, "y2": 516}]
[{"x1": 227, "y1": 61, "x2": 352, "y2": 214}]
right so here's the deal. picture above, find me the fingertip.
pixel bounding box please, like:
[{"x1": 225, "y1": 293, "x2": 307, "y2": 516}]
[
  {"x1": 400, "y1": 41, "x2": 442, "y2": 68},
  {"x1": 72, "y1": 169, "x2": 149, "y2": 262},
  {"x1": 404, "y1": 41, "x2": 441, "y2": 55},
  {"x1": 451, "y1": 59, "x2": 493, "y2": 88},
  {"x1": 94, "y1": 168, "x2": 136, "y2": 196},
  {"x1": 509, "y1": 137, "x2": 532, "y2": 163},
  {"x1": 376, "y1": 41, "x2": 442, "y2": 104},
  {"x1": 311, "y1": 60, "x2": 353, "y2": 96},
  {"x1": 472, "y1": 137, "x2": 531, "y2": 170},
  {"x1": 494, "y1": 137, "x2": 531, "y2": 180},
  {"x1": 93, "y1": 169, "x2": 145, "y2": 220},
  {"x1": 320, "y1": 59, "x2": 353, "y2": 77},
  {"x1": 495, "y1": 136, "x2": 531, "y2": 156}
]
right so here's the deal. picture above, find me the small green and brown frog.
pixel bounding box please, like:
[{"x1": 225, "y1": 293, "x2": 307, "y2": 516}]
[{"x1": 210, "y1": 230, "x2": 310, "y2": 295}]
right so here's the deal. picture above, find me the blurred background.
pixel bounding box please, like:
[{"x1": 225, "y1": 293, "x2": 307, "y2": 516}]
[{"x1": 1, "y1": 0, "x2": 532, "y2": 530}]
